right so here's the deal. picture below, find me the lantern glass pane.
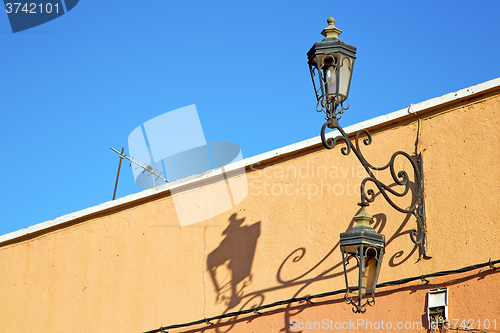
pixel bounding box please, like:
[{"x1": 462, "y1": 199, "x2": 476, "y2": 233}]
[
  {"x1": 361, "y1": 256, "x2": 378, "y2": 295},
  {"x1": 309, "y1": 63, "x2": 323, "y2": 103},
  {"x1": 338, "y1": 55, "x2": 353, "y2": 102},
  {"x1": 325, "y1": 65, "x2": 337, "y2": 96},
  {"x1": 362, "y1": 247, "x2": 383, "y2": 293},
  {"x1": 342, "y1": 246, "x2": 361, "y2": 294},
  {"x1": 320, "y1": 54, "x2": 337, "y2": 98}
]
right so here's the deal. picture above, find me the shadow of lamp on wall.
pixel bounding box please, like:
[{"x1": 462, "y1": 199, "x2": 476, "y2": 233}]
[
  {"x1": 207, "y1": 214, "x2": 261, "y2": 309},
  {"x1": 307, "y1": 17, "x2": 429, "y2": 313}
]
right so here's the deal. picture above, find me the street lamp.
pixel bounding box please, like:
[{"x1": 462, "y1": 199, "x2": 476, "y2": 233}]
[
  {"x1": 307, "y1": 17, "x2": 356, "y2": 121},
  {"x1": 340, "y1": 207, "x2": 385, "y2": 313},
  {"x1": 307, "y1": 17, "x2": 428, "y2": 312}
]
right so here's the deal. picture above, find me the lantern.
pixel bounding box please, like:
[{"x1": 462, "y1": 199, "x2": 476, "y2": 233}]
[
  {"x1": 307, "y1": 17, "x2": 356, "y2": 120},
  {"x1": 340, "y1": 207, "x2": 385, "y2": 313}
]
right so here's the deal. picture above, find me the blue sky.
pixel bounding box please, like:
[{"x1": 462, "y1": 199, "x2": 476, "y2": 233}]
[{"x1": 1, "y1": 0, "x2": 500, "y2": 236}]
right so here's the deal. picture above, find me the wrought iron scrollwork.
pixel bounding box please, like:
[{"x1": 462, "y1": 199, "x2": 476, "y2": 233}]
[
  {"x1": 321, "y1": 118, "x2": 428, "y2": 257},
  {"x1": 344, "y1": 283, "x2": 376, "y2": 314}
]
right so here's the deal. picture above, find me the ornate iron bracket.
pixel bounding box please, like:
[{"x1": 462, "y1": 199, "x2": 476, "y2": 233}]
[{"x1": 321, "y1": 118, "x2": 430, "y2": 259}]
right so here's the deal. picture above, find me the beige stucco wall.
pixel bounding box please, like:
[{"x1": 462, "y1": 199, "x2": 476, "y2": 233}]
[{"x1": 1, "y1": 87, "x2": 499, "y2": 333}]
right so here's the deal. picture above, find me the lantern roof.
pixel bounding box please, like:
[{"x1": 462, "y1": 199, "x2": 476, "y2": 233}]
[
  {"x1": 307, "y1": 17, "x2": 357, "y2": 62},
  {"x1": 340, "y1": 207, "x2": 385, "y2": 249}
]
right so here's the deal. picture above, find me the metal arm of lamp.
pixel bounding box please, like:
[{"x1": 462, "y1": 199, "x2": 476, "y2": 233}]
[
  {"x1": 320, "y1": 116, "x2": 429, "y2": 259},
  {"x1": 308, "y1": 18, "x2": 430, "y2": 314}
]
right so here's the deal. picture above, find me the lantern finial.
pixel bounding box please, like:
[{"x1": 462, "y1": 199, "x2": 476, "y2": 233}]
[
  {"x1": 353, "y1": 207, "x2": 373, "y2": 227},
  {"x1": 321, "y1": 17, "x2": 342, "y2": 39}
]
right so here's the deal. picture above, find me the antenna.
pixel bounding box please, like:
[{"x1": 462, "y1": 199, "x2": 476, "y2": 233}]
[
  {"x1": 112, "y1": 147, "x2": 125, "y2": 200},
  {"x1": 110, "y1": 147, "x2": 169, "y2": 183}
]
